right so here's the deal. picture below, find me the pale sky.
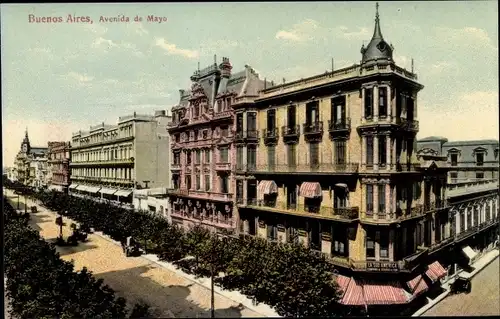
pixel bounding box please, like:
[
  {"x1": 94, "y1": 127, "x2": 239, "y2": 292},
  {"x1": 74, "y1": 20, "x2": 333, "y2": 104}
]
[{"x1": 2, "y1": 1, "x2": 499, "y2": 167}]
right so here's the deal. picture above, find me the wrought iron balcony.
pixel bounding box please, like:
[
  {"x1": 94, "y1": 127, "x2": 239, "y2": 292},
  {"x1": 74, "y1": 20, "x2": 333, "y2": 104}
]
[
  {"x1": 303, "y1": 121, "x2": 324, "y2": 139},
  {"x1": 425, "y1": 200, "x2": 449, "y2": 212},
  {"x1": 281, "y1": 125, "x2": 300, "y2": 143},
  {"x1": 262, "y1": 128, "x2": 279, "y2": 145},
  {"x1": 396, "y1": 118, "x2": 419, "y2": 132},
  {"x1": 396, "y1": 162, "x2": 421, "y2": 172},
  {"x1": 251, "y1": 163, "x2": 359, "y2": 174},
  {"x1": 328, "y1": 118, "x2": 351, "y2": 134},
  {"x1": 171, "y1": 210, "x2": 235, "y2": 228},
  {"x1": 69, "y1": 158, "x2": 135, "y2": 167},
  {"x1": 245, "y1": 199, "x2": 359, "y2": 221},
  {"x1": 215, "y1": 162, "x2": 231, "y2": 171},
  {"x1": 166, "y1": 188, "x2": 233, "y2": 202}
]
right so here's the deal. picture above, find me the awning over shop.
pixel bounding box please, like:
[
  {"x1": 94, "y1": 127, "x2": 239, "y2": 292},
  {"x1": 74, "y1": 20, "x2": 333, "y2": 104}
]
[
  {"x1": 335, "y1": 274, "x2": 352, "y2": 300},
  {"x1": 100, "y1": 187, "x2": 118, "y2": 195},
  {"x1": 406, "y1": 274, "x2": 429, "y2": 298},
  {"x1": 69, "y1": 184, "x2": 79, "y2": 189},
  {"x1": 425, "y1": 261, "x2": 447, "y2": 283},
  {"x1": 360, "y1": 279, "x2": 410, "y2": 305},
  {"x1": 461, "y1": 246, "x2": 478, "y2": 262},
  {"x1": 299, "y1": 182, "x2": 322, "y2": 198},
  {"x1": 86, "y1": 186, "x2": 101, "y2": 194},
  {"x1": 76, "y1": 185, "x2": 88, "y2": 192},
  {"x1": 115, "y1": 190, "x2": 133, "y2": 197},
  {"x1": 257, "y1": 180, "x2": 278, "y2": 199},
  {"x1": 340, "y1": 277, "x2": 365, "y2": 306}
]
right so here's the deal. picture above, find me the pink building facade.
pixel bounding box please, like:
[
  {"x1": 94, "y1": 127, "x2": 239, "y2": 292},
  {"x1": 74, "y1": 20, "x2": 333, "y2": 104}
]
[{"x1": 167, "y1": 57, "x2": 267, "y2": 233}]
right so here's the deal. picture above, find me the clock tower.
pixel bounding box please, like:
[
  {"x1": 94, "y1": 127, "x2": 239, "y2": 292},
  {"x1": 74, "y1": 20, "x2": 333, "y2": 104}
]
[{"x1": 21, "y1": 128, "x2": 30, "y2": 154}]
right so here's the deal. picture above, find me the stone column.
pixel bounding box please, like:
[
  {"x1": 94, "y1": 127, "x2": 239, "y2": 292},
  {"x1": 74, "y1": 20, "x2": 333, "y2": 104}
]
[
  {"x1": 413, "y1": 96, "x2": 418, "y2": 118},
  {"x1": 361, "y1": 87, "x2": 366, "y2": 123},
  {"x1": 243, "y1": 111, "x2": 247, "y2": 131},
  {"x1": 464, "y1": 207, "x2": 468, "y2": 230},
  {"x1": 375, "y1": 230, "x2": 381, "y2": 260},
  {"x1": 385, "y1": 183, "x2": 391, "y2": 217},
  {"x1": 243, "y1": 179, "x2": 248, "y2": 205},
  {"x1": 362, "y1": 136, "x2": 367, "y2": 167},
  {"x1": 392, "y1": 185, "x2": 397, "y2": 213},
  {"x1": 374, "y1": 135, "x2": 379, "y2": 170},
  {"x1": 387, "y1": 86, "x2": 392, "y2": 121},
  {"x1": 373, "y1": 86, "x2": 379, "y2": 121},
  {"x1": 386, "y1": 135, "x2": 391, "y2": 171},
  {"x1": 389, "y1": 229, "x2": 395, "y2": 261},
  {"x1": 373, "y1": 184, "x2": 379, "y2": 219}
]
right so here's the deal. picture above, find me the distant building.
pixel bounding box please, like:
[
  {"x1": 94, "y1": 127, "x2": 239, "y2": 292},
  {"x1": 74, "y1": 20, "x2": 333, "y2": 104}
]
[
  {"x1": 69, "y1": 111, "x2": 172, "y2": 207},
  {"x1": 47, "y1": 141, "x2": 71, "y2": 192},
  {"x1": 6, "y1": 167, "x2": 18, "y2": 182},
  {"x1": 14, "y1": 129, "x2": 48, "y2": 186},
  {"x1": 417, "y1": 137, "x2": 499, "y2": 184}
]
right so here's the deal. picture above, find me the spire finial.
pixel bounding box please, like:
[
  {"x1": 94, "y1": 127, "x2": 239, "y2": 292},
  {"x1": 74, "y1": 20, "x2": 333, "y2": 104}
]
[
  {"x1": 376, "y1": 2, "x2": 379, "y2": 21},
  {"x1": 411, "y1": 58, "x2": 414, "y2": 73}
]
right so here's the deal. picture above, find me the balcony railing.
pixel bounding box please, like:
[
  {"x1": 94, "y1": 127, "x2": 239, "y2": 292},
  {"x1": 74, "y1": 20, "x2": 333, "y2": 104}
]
[
  {"x1": 235, "y1": 130, "x2": 259, "y2": 142},
  {"x1": 215, "y1": 162, "x2": 231, "y2": 171},
  {"x1": 263, "y1": 128, "x2": 279, "y2": 145},
  {"x1": 69, "y1": 158, "x2": 135, "y2": 166},
  {"x1": 250, "y1": 163, "x2": 359, "y2": 174},
  {"x1": 396, "y1": 162, "x2": 421, "y2": 172},
  {"x1": 171, "y1": 163, "x2": 181, "y2": 170},
  {"x1": 71, "y1": 176, "x2": 133, "y2": 184},
  {"x1": 245, "y1": 199, "x2": 359, "y2": 221},
  {"x1": 303, "y1": 121, "x2": 323, "y2": 136},
  {"x1": 396, "y1": 118, "x2": 419, "y2": 131},
  {"x1": 328, "y1": 119, "x2": 351, "y2": 133},
  {"x1": 213, "y1": 110, "x2": 232, "y2": 120},
  {"x1": 166, "y1": 188, "x2": 232, "y2": 202},
  {"x1": 425, "y1": 200, "x2": 449, "y2": 211},
  {"x1": 170, "y1": 210, "x2": 235, "y2": 228},
  {"x1": 281, "y1": 125, "x2": 300, "y2": 143}
]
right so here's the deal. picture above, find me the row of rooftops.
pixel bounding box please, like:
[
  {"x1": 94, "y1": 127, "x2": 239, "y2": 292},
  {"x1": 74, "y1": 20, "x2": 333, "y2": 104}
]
[
  {"x1": 418, "y1": 136, "x2": 499, "y2": 146},
  {"x1": 72, "y1": 111, "x2": 170, "y2": 138}
]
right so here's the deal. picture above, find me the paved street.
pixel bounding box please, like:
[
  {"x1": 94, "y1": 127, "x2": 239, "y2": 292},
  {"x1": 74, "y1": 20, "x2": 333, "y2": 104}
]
[
  {"x1": 5, "y1": 190, "x2": 262, "y2": 318},
  {"x1": 423, "y1": 257, "x2": 500, "y2": 317}
]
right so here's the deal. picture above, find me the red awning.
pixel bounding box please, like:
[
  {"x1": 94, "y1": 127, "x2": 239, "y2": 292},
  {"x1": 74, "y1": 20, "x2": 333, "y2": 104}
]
[
  {"x1": 406, "y1": 274, "x2": 429, "y2": 298},
  {"x1": 335, "y1": 274, "x2": 351, "y2": 299},
  {"x1": 341, "y1": 278, "x2": 365, "y2": 306},
  {"x1": 257, "y1": 180, "x2": 278, "y2": 199},
  {"x1": 425, "y1": 261, "x2": 447, "y2": 283},
  {"x1": 299, "y1": 182, "x2": 322, "y2": 198},
  {"x1": 360, "y1": 280, "x2": 410, "y2": 305}
]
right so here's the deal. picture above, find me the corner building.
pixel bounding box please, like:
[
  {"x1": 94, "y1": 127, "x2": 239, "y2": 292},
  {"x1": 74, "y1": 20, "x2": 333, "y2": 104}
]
[
  {"x1": 234, "y1": 4, "x2": 466, "y2": 313},
  {"x1": 167, "y1": 58, "x2": 268, "y2": 232}
]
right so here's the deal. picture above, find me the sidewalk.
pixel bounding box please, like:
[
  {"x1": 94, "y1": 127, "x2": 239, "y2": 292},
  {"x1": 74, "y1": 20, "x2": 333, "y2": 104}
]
[{"x1": 412, "y1": 248, "x2": 499, "y2": 317}]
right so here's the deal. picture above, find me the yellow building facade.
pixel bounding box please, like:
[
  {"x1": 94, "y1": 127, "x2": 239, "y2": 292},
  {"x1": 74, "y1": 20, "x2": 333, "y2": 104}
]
[{"x1": 234, "y1": 4, "x2": 449, "y2": 273}]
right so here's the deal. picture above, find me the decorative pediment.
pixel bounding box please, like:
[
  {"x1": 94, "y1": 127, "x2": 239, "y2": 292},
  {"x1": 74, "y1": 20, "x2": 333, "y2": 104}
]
[
  {"x1": 216, "y1": 136, "x2": 232, "y2": 145},
  {"x1": 446, "y1": 147, "x2": 461, "y2": 154},
  {"x1": 418, "y1": 148, "x2": 439, "y2": 156},
  {"x1": 472, "y1": 146, "x2": 488, "y2": 156}
]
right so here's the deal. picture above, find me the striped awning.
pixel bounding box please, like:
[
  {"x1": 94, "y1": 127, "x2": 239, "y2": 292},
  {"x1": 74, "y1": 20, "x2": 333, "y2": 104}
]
[
  {"x1": 335, "y1": 274, "x2": 352, "y2": 299},
  {"x1": 86, "y1": 186, "x2": 101, "y2": 194},
  {"x1": 340, "y1": 277, "x2": 365, "y2": 306},
  {"x1": 115, "y1": 190, "x2": 133, "y2": 197},
  {"x1": 299, "y1": 182, "x2": 322, "y2": 198},
  {"x1": 69, "y1": 184, "x2": 79, "y2": 189},
  {"x1": 99, "y1": 187, "x2": 117, "y2": 195},
  {"x1": 360, "y1": 279, "x2": 410, "y2": 305},
  {"x1": 406, "y1": 274, "x2": 429, "y2": 298},
  {"x1": 425, "y1": 261, "x2": 447, "y2": 283},
  {"x1": 257, "y1": 180, "x2": 278, "y2": 199}
]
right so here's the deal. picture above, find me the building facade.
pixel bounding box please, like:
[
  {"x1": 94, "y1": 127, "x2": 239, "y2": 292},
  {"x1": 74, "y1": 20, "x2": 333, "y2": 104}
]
[
  {"x1": 417, "y1": 137, "x2": 499, "y2": 184},
  {"x1": 229, "y1": 4, "x2": 498, "y2": 313},
  {"x1": 47, "y1": 141, "x2": 71, "y2": 192},
  {"x1": 14, "y1": 129, "x2": 48, "y2": 186},
  {"x1": 166, "y1": 58, "x2": 268, "y2": 233},
  {"x1": 69, "y1": 111, "x2": 172, "y2": 207}
]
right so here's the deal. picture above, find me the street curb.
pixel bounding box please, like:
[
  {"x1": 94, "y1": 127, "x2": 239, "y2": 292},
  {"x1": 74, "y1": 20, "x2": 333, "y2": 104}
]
[{"x1": 412, "y1": 249, "x2": 499, "y2": 317}]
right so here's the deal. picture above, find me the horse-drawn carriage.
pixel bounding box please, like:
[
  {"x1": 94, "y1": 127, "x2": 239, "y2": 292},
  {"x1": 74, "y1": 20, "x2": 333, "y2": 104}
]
[{"x1": 450, "y1": 276, "x2": 472, "y2": 294}]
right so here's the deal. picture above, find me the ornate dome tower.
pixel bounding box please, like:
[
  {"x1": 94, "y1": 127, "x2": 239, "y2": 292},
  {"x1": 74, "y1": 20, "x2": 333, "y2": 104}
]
[{"x1": 360, "y1": 2, "x2": 394, "y2": 66}]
